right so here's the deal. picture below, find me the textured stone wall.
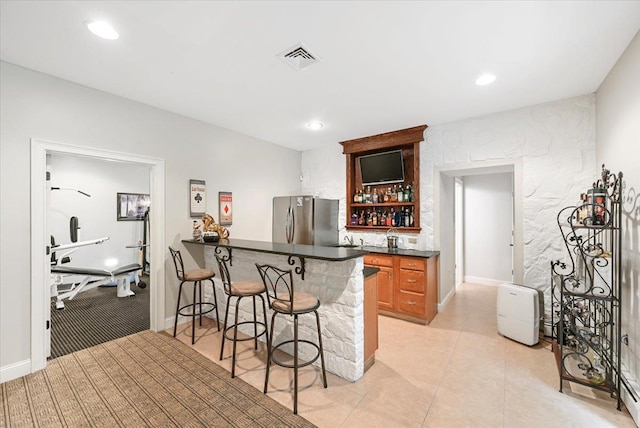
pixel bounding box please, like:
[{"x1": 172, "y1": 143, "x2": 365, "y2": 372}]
[
  {"x1": 202, "y1": 247, "x2": 365, "y2": 382},
  {"x1": 302, "y1": 95, "x2": 597, "y2": 323}
]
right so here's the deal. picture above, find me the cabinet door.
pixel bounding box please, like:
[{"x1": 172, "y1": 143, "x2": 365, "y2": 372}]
[{"x1": 376, "y1": 266, "x2": 394, "y2": 310}]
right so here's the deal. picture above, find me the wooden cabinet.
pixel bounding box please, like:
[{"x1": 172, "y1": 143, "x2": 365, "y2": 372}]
[
  {"x1": 340, "y1": 125, "x2": 426, "y2": 233},
  {"x1": 365, "y1": 253, "x2": 438, "y2": 324},
  {"x1": 365, "y1": 254, "x2": 394, "y2": 310}
]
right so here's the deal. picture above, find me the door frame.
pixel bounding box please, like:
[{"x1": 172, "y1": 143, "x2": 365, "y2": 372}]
[
  {"x1": 454, "y1": 177, "x2": 464, "y2": 291},
  {"x1": 30, "y1": 138, "x2": 166, "y2": 373},
  {"x1": 434, "y1": 159, "x2": 523, "y2": 309}
]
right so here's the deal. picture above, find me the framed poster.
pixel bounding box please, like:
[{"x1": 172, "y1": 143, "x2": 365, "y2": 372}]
[
  {"x1": 117, "y1": 193, "x2": 150, "y2": 221},
  {"x1": 219, "y1": 192, "x2": 233, "y2": 226},
  {"x1": 190, "y1": 179, "x2": 206, "y2": 218}
]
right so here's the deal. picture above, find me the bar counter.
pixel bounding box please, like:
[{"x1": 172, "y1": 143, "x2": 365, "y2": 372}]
[{"x1": 182, "y1": 238, "x2": 371, "y2": 381}]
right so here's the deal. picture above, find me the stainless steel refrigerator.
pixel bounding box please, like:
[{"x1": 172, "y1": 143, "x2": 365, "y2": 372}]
[{"x1": 272, "y1": 196, "x2": 338, "y2": 246}]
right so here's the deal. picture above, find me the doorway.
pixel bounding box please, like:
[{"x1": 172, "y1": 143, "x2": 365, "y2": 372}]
[
  {"x1": 435, "y1": 160, "x2": 523, "y2": 310},
  {"x1": 47, "y1": 153, "x2": 151, "y2": 358},
  {"x1": 30, "y1": 138, "x2": 166, "y2": 373}
]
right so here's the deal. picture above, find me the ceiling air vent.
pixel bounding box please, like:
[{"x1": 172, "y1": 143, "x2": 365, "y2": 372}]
[{"x1": 277, "y1": 43, "x2": 321, "y2": 70}]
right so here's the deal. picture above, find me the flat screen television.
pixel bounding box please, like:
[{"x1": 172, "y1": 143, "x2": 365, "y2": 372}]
[{"x1": 359, "y1": 150, "x2": 405, "y2": 186}]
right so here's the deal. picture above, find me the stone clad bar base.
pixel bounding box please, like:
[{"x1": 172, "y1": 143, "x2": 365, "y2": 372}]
[{"x1": 203, "y1": 247, "x2": 365, "y2": 382}]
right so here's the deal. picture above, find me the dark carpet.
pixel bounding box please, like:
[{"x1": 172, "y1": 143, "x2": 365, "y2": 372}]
[
  {"x1": 2, "y1": 331, "x2": 316, "y2": 427},
  {"x1": 50, "y1": 277, "x2": 150, "y2": 359}
]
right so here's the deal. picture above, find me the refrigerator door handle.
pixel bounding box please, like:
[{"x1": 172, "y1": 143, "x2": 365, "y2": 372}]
[{"x1": 286, "y1": 206, "x2": 294, "y2": 244}]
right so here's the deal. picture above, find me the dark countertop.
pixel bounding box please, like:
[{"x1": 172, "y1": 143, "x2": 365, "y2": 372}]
[
  {"x1": 363, "y1": 266, "x2": 379, "y2": 278},
  {"x1": 359, "y1": 246, "x2": 440, "y2": 259},
  {"x1": 182, "y1": 238, "x2": 368, "y2": 261}
]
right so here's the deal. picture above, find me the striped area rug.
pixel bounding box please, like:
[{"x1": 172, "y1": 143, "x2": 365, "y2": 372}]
[
  {"x1": 1, "y1": 331, "x2": 315, "y2": 427},
  {"x1": 50, "y1": 280, "x2": 150, "y2": 359}
]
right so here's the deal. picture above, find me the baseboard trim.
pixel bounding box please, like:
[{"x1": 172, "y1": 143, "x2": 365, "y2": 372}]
[
  {"x1": 621, "y1": 369, "x2": 640, "y2": 426},
  {"x1": 438, "y1": 286, "x2": 456, "y2": 312},
  {"x1": 0, "y1": 359, "x2": 31, "y2": 384},
  {"x1": 463, "y1": 276, "x2": 507, "y2": 287}
]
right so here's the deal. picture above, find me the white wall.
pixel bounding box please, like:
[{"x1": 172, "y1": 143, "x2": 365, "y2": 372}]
[
  {"x1": 303, "y1": 95, "x2": 596, "y2": 309},
  {"x1": 49, "y1": 155, "x2": 149, "y2": 269},
  {"x1": 463, "y1": 172, "x2": 513, "y2": 284},
  {"x1": 0, "y1": 61, "x2": 302, "y2": 373},
  {"x1": 596, "y1": 30, "x2": 640, "y2": 423}
]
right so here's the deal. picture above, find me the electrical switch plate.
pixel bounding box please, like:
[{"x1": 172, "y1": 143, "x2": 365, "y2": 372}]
[{"x1": 408, "y1": 238, "x2": 417, "y2": 244}]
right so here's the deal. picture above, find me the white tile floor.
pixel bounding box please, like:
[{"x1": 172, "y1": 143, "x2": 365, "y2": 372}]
[{"x1": 171, "y1": 283, "x2": 637, "y2": 427}]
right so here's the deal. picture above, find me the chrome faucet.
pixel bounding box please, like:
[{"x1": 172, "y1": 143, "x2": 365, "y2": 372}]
[{"x1": 344, "y1": 235, "x2": 354, "y2": 246}]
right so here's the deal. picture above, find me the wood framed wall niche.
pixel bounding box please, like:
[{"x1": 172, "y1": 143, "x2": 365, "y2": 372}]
[{"x1": 340, "y1": 125, "x2": 427, "y2": 233}]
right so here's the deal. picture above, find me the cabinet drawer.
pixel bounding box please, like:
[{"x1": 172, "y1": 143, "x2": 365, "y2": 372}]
[
  {"x1": 397, "y1": 291, "x2": 425, "y2": 317},
  {"x1": 364, "y1": 254, "x2": 393, "y2": 267},
  {"x1": 399, "y1": 258, "x2": 425, "y2": 271},
  {"x1": 399, "y1": 270, "x2": 424, "y2": 293}
]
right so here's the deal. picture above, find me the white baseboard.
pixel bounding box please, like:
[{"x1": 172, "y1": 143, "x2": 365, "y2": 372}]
[
  {"x1": 0, "y1": 359, "x2": 31, "y2": 384},
  {"x1": 621, "y1": 369, "x2": 640, "y2": 427},
  {"x1": 463, "y1": 276, "x2": 507, "y2": 287},
  {"x1": 438, "y1": 287, "x2": 456, "y2": 312}
]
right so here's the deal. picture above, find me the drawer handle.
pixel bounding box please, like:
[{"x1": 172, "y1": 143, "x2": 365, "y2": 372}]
[
  {"x1": 406, "y1": 279, "x2": 417, "y2": 283},
  {"x1": 407, "y1": 301, "x2": 417, "y2": 305},
  {"x1": 407, "y1": 263, "x2": 416, "y2": 267}
]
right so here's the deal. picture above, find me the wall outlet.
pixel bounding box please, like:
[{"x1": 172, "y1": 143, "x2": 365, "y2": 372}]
[{"x1": 408, "y1": 237, "x2": 417, "y2": 244}]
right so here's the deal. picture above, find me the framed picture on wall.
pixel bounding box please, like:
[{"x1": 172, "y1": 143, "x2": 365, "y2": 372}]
[
  {"x1": 190, "y1": 179, "x2": 206, "y2": 218},
  {"x1": 219, "y1": 192, "x2": 232, "y2": 226},
  {"x1": 117, "y1": 193, "x2": 150, "y2": 221}
]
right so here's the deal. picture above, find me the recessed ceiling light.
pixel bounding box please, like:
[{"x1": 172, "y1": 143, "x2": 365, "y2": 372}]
[
  {"x1": 475, "y1": 73, "x2": 496, "y2": 86},
  {"x1": 86, "y1": 20, "x2": 119, "y2": 40},
  {"x1": 307, "y1": 121, "x2": 324, "y2": 130}
]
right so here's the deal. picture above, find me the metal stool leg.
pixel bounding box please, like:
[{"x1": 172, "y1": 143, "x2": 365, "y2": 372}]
[
  {"x1": 315, "y1": 310, "x2": 328, "y2": 388},
  {"x1": 253, "y1": 296, "x2": 259, "y2": 349},
  {"x1": 231, "y1": 296, "x2": 243, "y2": 378},
  {"x1": 199, "y1": 280, "x2": 203, "y2": 327},
  {"x1": 264, "y1": 311, "x2": 277, "y2": 394},
  {"x1": 209, "y1": 279, "x2": 220, "y2": 331},
  {"x1": 293, "y1": 314, "x2": 299, "y2": 415},
  {"x1": 220, "y1": 295, "x2": 232, "y2": 360},
  {"x1": 191, "y1": 281, "x2": 197, "y2": 345}
]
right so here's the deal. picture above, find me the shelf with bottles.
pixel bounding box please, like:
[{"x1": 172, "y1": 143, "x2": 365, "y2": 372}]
[
  {"x1": 349, "y1": 205, "x2": 416, "y2": 230},
  {"x1": 352, "y1": 183, "x2": 415, "y2": 206}
]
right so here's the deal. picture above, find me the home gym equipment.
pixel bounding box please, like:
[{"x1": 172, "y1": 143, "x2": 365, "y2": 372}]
[
  {"x1": 126, "y1": 208, "x2": 150, "y2": 288},
  {"x1": 50, "y1": 216, "x2": 143, "y2": 310}
]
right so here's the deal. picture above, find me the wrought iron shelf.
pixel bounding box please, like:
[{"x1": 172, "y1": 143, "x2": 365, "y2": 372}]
[{"x1": 550, "y1": 164, "x2": 624, "y2": 411}]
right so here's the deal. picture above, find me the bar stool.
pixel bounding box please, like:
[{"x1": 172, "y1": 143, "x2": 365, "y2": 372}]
[
  {"x1": 169, "y1": 246, "x2": 220, "y2": 344},
  {"x1": 255, "y1": 263, "x2": 327, "y2": 415},
  {"x1": 215, "y1": 254, "x2": 269, "y2": 378}
]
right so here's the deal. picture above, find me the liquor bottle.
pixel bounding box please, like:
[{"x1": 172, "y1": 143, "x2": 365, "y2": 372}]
[
  {"x1": 372, "y1": 210, "x2": 378, "y2": 226},
  {"x1": 403, "y1": 207, "x2": 410, "y2": 227},
  {"x1": 395, "y1": 208, "x2": 401, "y2": 227},
  {"x1": 410, "y1": 207, "x2": 415, "y2": 227},
  {"x1": 372, "y1": 187, "x2": 378, "y2": 204},
  {"x1": 390, "y1": 208, "x2": 396, "y2": 226},
  {"x1": 351, "y1": 212, "x2": 358, "y2": 225},
  {"x1": 380, "y1": 211, "x2": 387, "y2": 226},
  {"x1": 406, "y1": 184, "x2": 412, "y2": 202},
  {"x1": 390, "y1": 185, "x2": 397, "y2": 202},
  {"x1": 384, "y1": 188, "x2": 390, "y2": 202},
  {"x1": 364, "y1": 186, "x2": 371, "y2": 204},
  {"x1": 397, "y1": 184, "x2": 404, "y2": 202},
  {"x1": 358, "y1": 211, "x2": 365, "y2": 225},
  {"x1": 366, "y1": 210, "x2": 373, "y2": 226}
]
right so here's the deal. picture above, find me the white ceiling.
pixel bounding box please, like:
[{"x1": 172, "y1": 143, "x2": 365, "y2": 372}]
[{"x1": 1, "y1": 1, "x2": 639, "y2": 151}]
